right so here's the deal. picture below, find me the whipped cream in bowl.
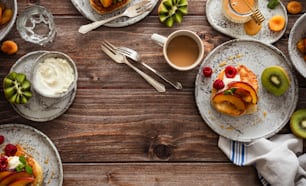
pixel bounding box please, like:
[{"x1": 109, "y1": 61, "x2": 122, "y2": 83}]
[{"x1": 31, "y1": 51, "x2": 78, "y2": 98}]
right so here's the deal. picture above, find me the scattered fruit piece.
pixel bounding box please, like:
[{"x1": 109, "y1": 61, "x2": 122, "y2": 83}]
[
  {"x1": 267, "y1": 0, "x2": 280, "y2": 9},
  {"x1": 287, "y1": 1, "x2": 303, "y2": 14},
  {"x1": 212, "y1": 93, "x2": 246, "y2": 116},
  {"x1": 268, "y1": 15, "x2": 286, "y2": 32},
  {"x1": 3, "y1": 72, "x2": 33, "y2": 104},
  {"x1": 213, "y1": 79, "x2": 225, "y2": 90},
  {"x1": 4, "y1": 144, "x2": 17, "y2": 156},
  {"x1": 158, "y1": 0, "x2": 188, "y2": 27},
  {"x1": 225, "y1": 66, "x2": 237, "y2": 78},
  {"x1": 0, "y1": 8, "x2": 13, "y2": 25},
  {"x1": 0, "y1": 135, "x2": 4, "y2": 144},
  {"x1": 202, "y1": 66, "x2": 213, "y2": 77},
  {"x1": 290, "y1": 109, "x2": 306, "y2": 138},
  {"x1": 244, "y1": 19, "x2": 262, "y2": 35},
  {"x1": 1, "y1": 40, "x2": 18, "y2": 55},
  {"x1": 261, "y1": 66, "x2": 290, "y2": 96}
]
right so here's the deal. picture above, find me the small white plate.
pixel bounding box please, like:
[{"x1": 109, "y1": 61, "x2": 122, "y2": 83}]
[
  {"x1": 0, "y1": 0, "x2": 17, "y2": 41},
  {"x1": 288, "y1": 13, "x2": 306, "y2": 78},
  {"x1": 0, "y1": 124, "x2": 63, "y2": 186},
  {"x1": 195, "y1": 39, "x2": 298, "y2": 142},
  {"x1": 206, "y1": 0, "x2": 287, "y2": 44},
  {"x1": 10, "y1": 51, "x2": 77, "y2": 122},
  {"x1": 71, "y1": 0, "x2": 158, "y2": 27}
]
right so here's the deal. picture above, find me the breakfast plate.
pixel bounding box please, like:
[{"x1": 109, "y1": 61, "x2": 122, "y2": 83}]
[
  {"x1": 0, "y1": 123, "x2": 63, "y2": 186},
  {"x1": 10, "y1": 51, "x2": 77, "y2": 122},
  {"x1": 205, "y1": 0, "x2": 287, "y2": 44},
  {"x1": 195, "y1": 39, "x2": 298, "y2": 142},
  {"x1": 288, "y1": 13, "x2": 306, "y2": 78},
  {"x1": 71, "y1": 0, "x2": 158, "y2": 27}
]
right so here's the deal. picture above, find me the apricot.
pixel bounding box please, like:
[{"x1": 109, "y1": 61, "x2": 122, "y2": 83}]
[
  {"x1": 244, "y1": 19, "x2": 262, "y2": 35},
  {"x1": 1, "y1": 40, "x2": 18, "y2": 55},
  {"x1": 268, "y1": 15, "x2": 286, "y2": 32},
  {"x1": 287, "y1": 1, "x2": 303, "y2": 14},
  {"x1": 228, "y1": 81, "x2": 258, "y2": 104},
  {"x1": 0, "y1": 8, "x2": 13, "y2": 25},
  {"x1": 212, "y1": 93, "x2": 246, "y2": 116}
]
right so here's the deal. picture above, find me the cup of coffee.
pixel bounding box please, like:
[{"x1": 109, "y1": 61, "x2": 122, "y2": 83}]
[{"x1": 151, "y1": 30, "x2": 204, "y2": 71}]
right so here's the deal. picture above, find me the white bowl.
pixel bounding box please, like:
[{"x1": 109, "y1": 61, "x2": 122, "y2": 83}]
[
  {"x1": 31, "y1": 51, "x2": 78, "y2": 98},
  {"x1": 0, "y1": 0, "x2": 17, "y2": 41},
  {"x1": 288, "y1": 13, "x2": 306, "y2": 78}
]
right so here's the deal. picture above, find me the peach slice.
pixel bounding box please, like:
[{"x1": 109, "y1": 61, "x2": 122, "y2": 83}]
[
  {"x1": 212, "y1": 92, "x2": 246, "y2": 116},
  {"x1": 0, "y1": 171, "x2": 32, "y2": 186},
  {"x1": 228, "y1": 81, "x2": 258, "y2": 104},
  {"x1": 0, "y1": 171, "x2": 14, "y2": 180},
  {"x1": 6, "y1": 177, "x2": 34, "y2": 186},
  {"x1": 224, "y1": 87, "x2": 253, "y2": 103}
]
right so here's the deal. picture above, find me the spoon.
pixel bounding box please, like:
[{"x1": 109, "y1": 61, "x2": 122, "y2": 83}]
[{"x1": 116, "y1": 47, "x2": 183, "y2": 90}]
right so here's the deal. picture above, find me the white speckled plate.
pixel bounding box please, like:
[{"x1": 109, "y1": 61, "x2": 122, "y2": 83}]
[
  {"x1": 10, "y1": 51, "x2": 77, "y2": 122},
  {"x1": 0, "y1": 0, "x2": 17, "y2": 41},
  {"x1": 288, "y1": 13, "x2": 306, "y2": 78},
  {"x1": 71, "y1": 0, "x2": 158, "y2": 27},
  {"x1": 206, "y1": 0, "x2": 287, "y2": 44},
  {"x1": 195, "y1": 39, "x2": 298, "y2": 142},
  {"x1": 0, "y1": 124, "x2": 63, "y2": 186}
]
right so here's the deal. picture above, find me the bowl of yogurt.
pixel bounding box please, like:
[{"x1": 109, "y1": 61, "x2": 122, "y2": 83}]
[{"x1": 31, "y1": 51, "x2": 78, "y2": 98}]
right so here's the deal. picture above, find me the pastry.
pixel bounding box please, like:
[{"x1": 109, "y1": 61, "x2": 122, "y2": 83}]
[{"x1": 89, "y1": 0, "x2": 131, "y2": 14}]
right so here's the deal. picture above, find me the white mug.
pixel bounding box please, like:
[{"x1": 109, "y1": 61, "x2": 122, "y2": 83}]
[{"x1": 151, "y1": 30, "x2": 204, "y2": 71}]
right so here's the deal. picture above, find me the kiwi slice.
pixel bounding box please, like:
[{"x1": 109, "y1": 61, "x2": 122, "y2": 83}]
[
  {"x1": 261, "y1": 66, "x2": 290, "y2": 96},
  {"x1": 290, "y1": 109, "x2": 306, "y2": 138},
  {"x1": 158, "y1": 0, "x2": 188, "y2": 27}
]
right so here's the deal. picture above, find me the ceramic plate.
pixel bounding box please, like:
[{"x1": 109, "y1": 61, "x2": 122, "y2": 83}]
[
  {"x1": 0, "y1": 124, "x2": 63, "y2": 186},
  {"x1": 288, "y1": 13, "x2": 306, "y2": 78},
  {"x1": 0, "y1": 0, "x2": 17, "y2": 41},
  {"x1": 71, "y1": 0, "x2": 158, "y2": 27},
  {"x1": 195, "y1": 39, "x2": 298, "y2": 142},
  {"x1": 10, "y1": 51, "x2": 77, "y2": 122},
  {"x1": 206, "y1": 0, "x2": 287, "y2": 44}
]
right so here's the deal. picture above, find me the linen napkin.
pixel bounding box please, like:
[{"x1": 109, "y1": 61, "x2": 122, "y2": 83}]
[{"x1": 218, "y1": 134, "x2": 306, "y2": 186}]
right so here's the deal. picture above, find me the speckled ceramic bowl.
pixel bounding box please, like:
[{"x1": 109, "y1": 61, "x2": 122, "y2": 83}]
[
  {"x1": 31, "y1": 51, "x2": 78, "y2": 98},
  {"x1": 0, "y1": 0, "x2": 17, "y2": 41},
  {"x1": 288, "y1": 13, "x2": 306, "y2": 78}
]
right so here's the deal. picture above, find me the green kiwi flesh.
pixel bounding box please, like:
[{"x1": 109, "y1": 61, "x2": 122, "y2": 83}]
[
  {"x1": 290, "y1": 109, "x2": 306, "y2": 138},
  {"x1": 158, "y1": 0, "x2": 188, "y2": 27},
  {"x1": 261, "y1": 66, "x2": 290, "y2": 96}
]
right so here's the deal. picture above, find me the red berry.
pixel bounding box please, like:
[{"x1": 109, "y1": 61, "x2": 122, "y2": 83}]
[
  {"x1": 0, "y1": 156, "x2": 8, "y2": 171},
  {"x1": 213, "y1": 79, "x2": 225, "y2": 90},
  {"x1": 202, "y1": 67, "x2": 213, "y2": 77},
  {"x1": 225, "y1": 66, "x2": 237, "y2": 78},
  {"x1": 0, "y1": 135, "x2": 4, "y2": 144},
  {"x1": 4, "y1": 144, "x2": 17, "y2": 156}
]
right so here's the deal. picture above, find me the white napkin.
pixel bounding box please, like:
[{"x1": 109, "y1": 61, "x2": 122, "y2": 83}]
[{"x1": 218, "y1": 134, "x2": 306, "y2": 186}]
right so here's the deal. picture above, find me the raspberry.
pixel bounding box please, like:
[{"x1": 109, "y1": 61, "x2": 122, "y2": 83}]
[
  {"x1": 0, "y1": 135, "x2": 4, "y2": 144},
  {"x1": 4, "y1": 144, "x2": 17, "y2": 156},
  {"x1": 213, "y1": 79, "x2": 225, "y2": 90},
  {"x1": 0, "y1": 156, "x2": 8, "y2": 171},
  {"x1": 202, "y1": 67, "x2": 213, "y2": 77},
  {"x1": 225, "y1": 66, "x2": 237, "y2": 78}
]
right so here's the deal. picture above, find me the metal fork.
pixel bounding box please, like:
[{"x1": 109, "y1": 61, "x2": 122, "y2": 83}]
[
  {"x1": 115, "y1": 46, "x2": 183, "y2": 90},
  {"x1": 79, "y1": 0, "x2": 153, "y2": 34},
  {"x1": 101, "y1": 41, "x2": 166, "y2": 92}
]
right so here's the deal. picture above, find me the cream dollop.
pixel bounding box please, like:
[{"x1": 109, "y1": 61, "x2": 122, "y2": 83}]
[
  {"x1": 7, "y1": 156, "x2": 22, "y2": 170},
  {"x1": 34, "y1": 57, "x2": 74, "y2": 97}
]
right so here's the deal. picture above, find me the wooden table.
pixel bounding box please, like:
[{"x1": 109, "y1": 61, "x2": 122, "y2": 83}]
[{"x1": 1, "y1": 0, "x2": 305, "y2": 185}]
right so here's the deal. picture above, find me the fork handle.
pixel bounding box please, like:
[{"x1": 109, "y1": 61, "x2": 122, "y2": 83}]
[
  {"x1": 125, "y1": 61, "x2": 166, "y2": 92},
  {"x1": 78, "y1": 13, "x2": 124, "y2": 34}
]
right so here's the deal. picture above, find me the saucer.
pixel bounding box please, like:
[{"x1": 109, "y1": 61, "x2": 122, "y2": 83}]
[{"x1": 10, "y1": 51, "x2": 77, "y2": 122}]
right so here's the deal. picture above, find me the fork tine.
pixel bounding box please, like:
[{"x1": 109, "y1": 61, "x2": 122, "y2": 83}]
[
  {"x1": 136, "y1": 2, "x2": 153, "y2": 13},
  {"x1": 102, "y1": 42, "x2": 117, "y2": 55},
  {"x1": 101, "y1": 44, "x2": 116, "y2": 58},
  {"x1": 103, "y1": 40, "x2": 117, "y2": 51},
  {"x1": 116, "y1": 48, "x2": 132, "y2": 56}
]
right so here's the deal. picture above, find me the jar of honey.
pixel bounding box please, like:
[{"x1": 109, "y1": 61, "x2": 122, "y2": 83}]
[{"x1": 222, "y1": 0, "x2": 258, "y2": 23}]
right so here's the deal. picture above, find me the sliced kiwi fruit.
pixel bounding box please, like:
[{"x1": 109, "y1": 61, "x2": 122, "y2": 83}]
[
  {"x1": 261, "y1": 66, "x2": 290, "y2": 96},
  {"x1": 158, "y1": 0, "x2": 188, "y2": 27},
  {"x1": 290, "y1": 109, "x2": 306, "y2": 138}
]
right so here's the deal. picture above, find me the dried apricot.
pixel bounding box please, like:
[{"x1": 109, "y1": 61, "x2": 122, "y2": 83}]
[
  {"x1": 287, "y1": 1, "x2": 303, "y2": 14},
  {"x1": 0, "y1": 8, "x2": 13, "y2": 25},
  {"x1": 1, "y1": 40, "x2": 18, "y2": 55},
  {"x1": 268, "y1": 15, "x2": 286, "y2": 32},
  {"x1": 244, "y1": 19, "x2": 262, "y2": 35}
]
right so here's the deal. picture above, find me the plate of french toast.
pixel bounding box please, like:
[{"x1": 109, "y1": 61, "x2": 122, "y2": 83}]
[{"x1": 195, "y1": 39, "x2": 298, "y2": 142}]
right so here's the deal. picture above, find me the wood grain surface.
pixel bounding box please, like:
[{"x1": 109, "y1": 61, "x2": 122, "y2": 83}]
[{"x1": 0, "y1": 0, "x2": 305, "y2": 185}]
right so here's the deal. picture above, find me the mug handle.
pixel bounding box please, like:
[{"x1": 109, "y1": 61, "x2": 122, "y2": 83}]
[{"x1": 151, "y1": 33, "x2": 167, "y2": 47}]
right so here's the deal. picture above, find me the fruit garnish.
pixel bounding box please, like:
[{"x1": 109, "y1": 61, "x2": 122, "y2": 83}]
[
  {"x1": 4, "y1": 144, "x2": 17, "y2": 156},
  {"x1": 225, "y1": 66, "x2": 237, "y2": 78},
  {"x1": 212, "y1": 93, "x2": 246, "y2": 116},
  {"x1": 202, "y1": 66, "x2": 213, "y2": 77},
  {"x1": 213, "y1": 79, "x2": 225, "y2": 90},
  {"x1": 290, "y1": 109, "x2": 306, "y2": 138},
  {"x1": 267, "y1": 0, "x2": 279, "y2": 9},
  {"x1": 158, "y1": 0, "x2": 188, "y2": 27},
  {"x1": 3, "y1": 72, "x2": 33, "y2": 104},
  {"x1": 0, "y1": 135, "x2": 4, "y2": 144},
  {"x1": 0, "y1": 156, "x2": 8, "y2": 171},
  {"x1": 224, "y1": 88, "x2": 236, "y2": 95},
  {"x1": 16, "y1": 156, "x2": 33, "y2": 174}
]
